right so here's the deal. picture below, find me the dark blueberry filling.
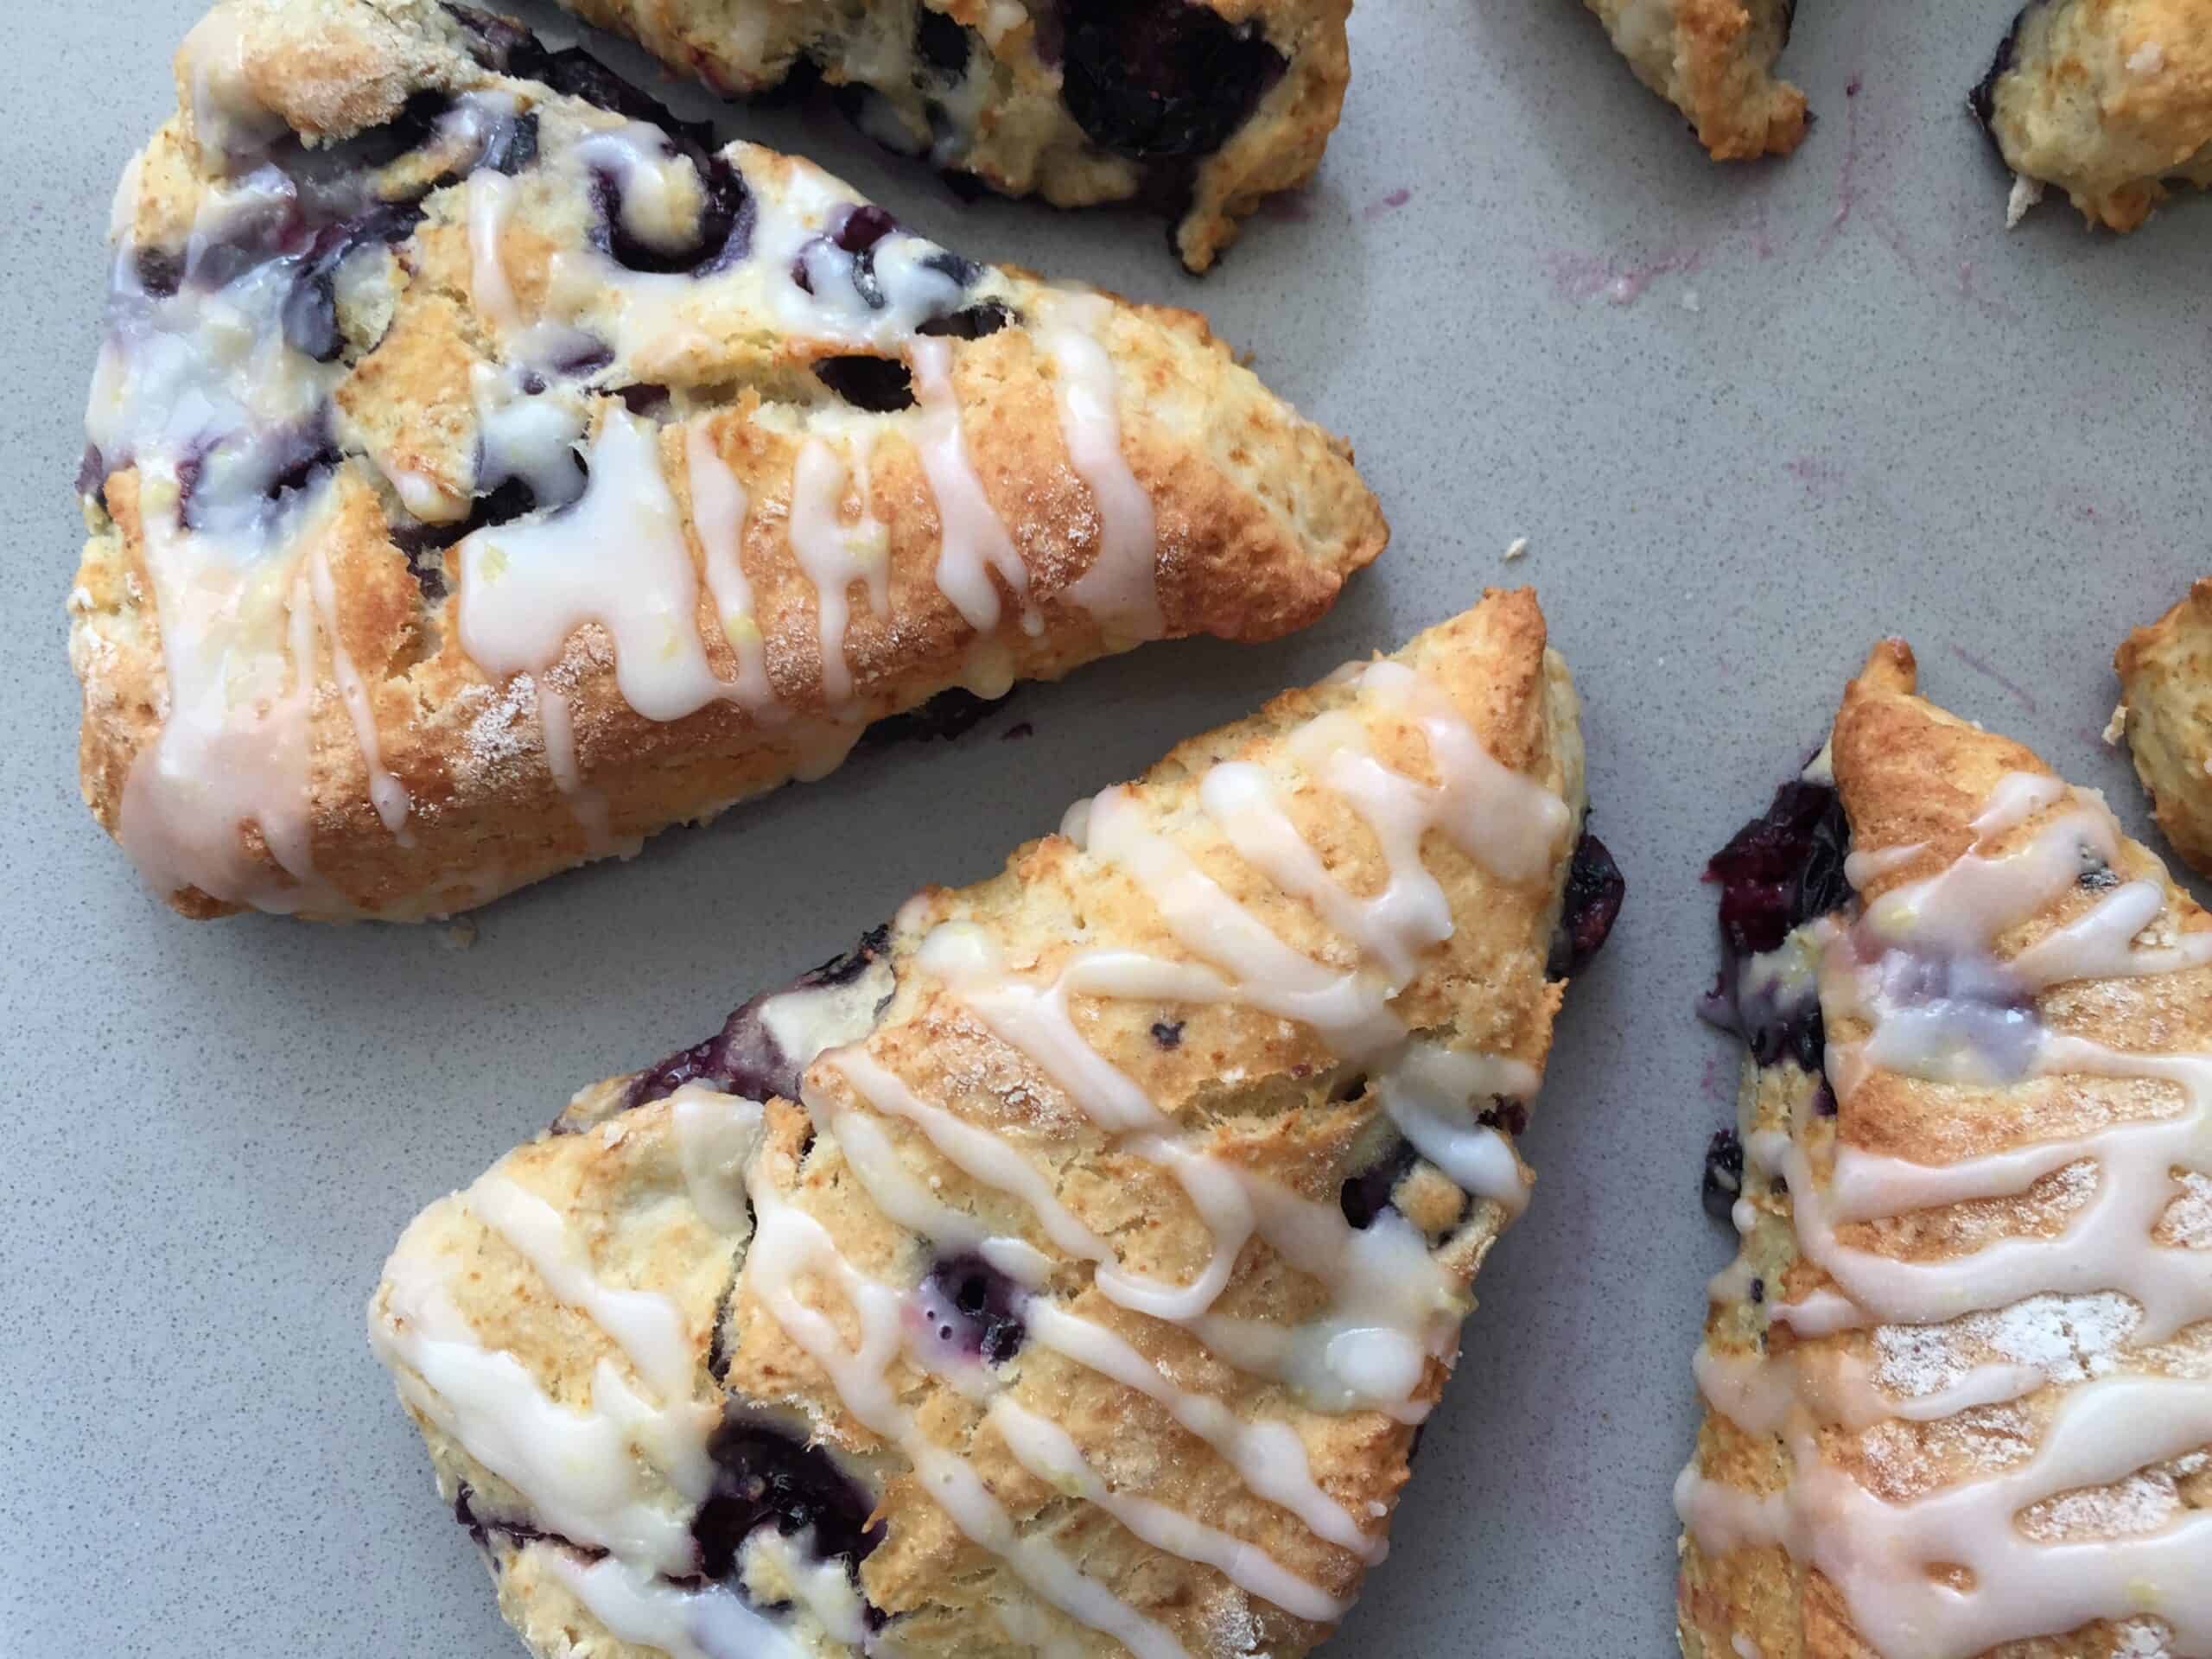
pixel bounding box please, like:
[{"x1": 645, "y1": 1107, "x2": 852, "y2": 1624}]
[
  {"x1": 132, "y1": 246, "x2": 183, "y2": 298},
  {"x1": 855, "y1": 687, "x2": 1010, "y2": 751},
  {"x1": 2077, "y1": 851, "x2": 2120, "y2": 891},
  {"x1": 1150, "y1": 1020, "x2": 1183, "y2": 1050},
  {"x1": 1969, "y1": 3, "x2": 2032, "y2": 137},
  {"x1": 616, "y1": 382, "x2": 672, "y2": 417},
  {"x1": 693, "y1": 1421, "x2": 885, "y2": 1579},
  {"x1": 1338, "y1": 1137, "x2": 1419, "y2": 1230},
  {"x1": 916, "y1": 299, "x2": 1012, "y2": 340},
  {"x1": 1811, "y1": 1077, "x2": 1837, "y2": 1117},
  {"x1": 914, "y1": 7, "x2": 975, "y2": 82},
  {"x1": 390, "y1": 473, "x2": 542, "y2": 575},
  {"x1": 625, "y1": 925, "x2": 893, "y2": 1111},
  {"x1": 1547, "y1": 827, "x2": 1626, "y2": 980},
  {"x1": 1477, "y1": 1098, "x2": 1529, "y2": 1137},
  {"x1": 550, "y1": 339, "x2": 617, "y2": 379},
  {"x1": 453, "y1": 1482, "x2": 581, "y2": 1555},
  {"x1": 1701, "y1": 1128, "x2": 1745, "y2": 1224},
  {"x1": 918, "y1": 1253, "x2": 1027, "y2": 1363},
  {"x1": 1749, "y1": 1276, "x2": 1766, "y2": 1304},
  {"x1": 76, "y1": 443, "x2": 106, "y2": 505},
  {"x1": 1058, "y1": 0, "x2": 1286, "y2": 161},
  {"x1": 279, "y1": 200, "x2": 428, "y2": 361},
  {"x1": 813, "y1": 354, "x2": 916, "y2": 412},
  {"x1": 479, "y1": 109, "x2": 540, "y2": 176},
  {"x1": 1707, "y1": 779, "x2": 1851, "y2": 958},
  {"x1": 589, "y1": 151, "x2": 754, "y2": 276},
  {"x1": 1699, "y1": 778, "x2": 1851, "y2": 1069}
]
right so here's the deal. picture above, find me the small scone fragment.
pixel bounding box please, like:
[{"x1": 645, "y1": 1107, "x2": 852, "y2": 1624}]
[
  {"x1": 370, "y1": 593, "x2": 1627, "y2": 1659},
  {"x1": 1580, "y1": 0, "x2": 1809, "y2": 160},
  {"x1": 70, "y1": 0, "x2": 1388, "y2": 922},
  {"x1": 2116, "y1": 576, "x2": 2212, "y2": 875},
  {"x1": 1974, "y1": 0, "x2": 2212, "y2": 231},
  {"x1": 1678, "y1": 640, "x2": 2212, "y2": 1659},
  {"x1": 550, "y1": 0, "x2": 1357, "y2": 272}
]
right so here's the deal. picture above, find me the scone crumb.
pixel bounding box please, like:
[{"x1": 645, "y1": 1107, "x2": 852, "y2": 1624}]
[
  {"x1": 2006, "y1": 174, "x2": 2045, "y2": 228},
  {"x1": 440, "y1": 918, "x2": 479, "y2": 950},
  {"x1": 1681, "y1": 289, "x2": 1702, "y2": 314},
  {"x1": 1503, "y1": 536, "x2": 1530, "y2": 563},
  {"x1": 2103, "y1": 702, "x2": 2129, "y2": 746}
]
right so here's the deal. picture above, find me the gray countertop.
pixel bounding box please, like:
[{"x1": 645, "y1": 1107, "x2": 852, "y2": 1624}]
[{"x1": 3, "y1": 1, "x2": 2206, "y2": 1653}]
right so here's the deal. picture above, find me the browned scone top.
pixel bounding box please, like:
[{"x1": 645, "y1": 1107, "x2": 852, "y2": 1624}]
[
  {"x1": 549, "y1": 0, "x2": 1355, "y2": 273},
  {"x1": 1975, "y1": 0, "x2": 2212, "y2": 232},
  {"x1": 371, "y1": 593, "x2": 1624, "y2": 1659},
  {"x1": 1678, "y1": 641, "x2": 2212, "y2": 1659},
  {"x1": 70, "y1": 0, "x2": 1386, "y2": 923},
  {"x1": 2116, "y1": 576, "x2": 2212, "y2": 877},
  {"x1": 1580, "y1": 0, "x2": 1808, "y2": 161}
]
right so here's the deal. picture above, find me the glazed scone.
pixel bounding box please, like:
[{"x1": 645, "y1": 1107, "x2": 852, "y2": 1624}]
[
  {"x1": 369, "y1": 592, "x2": 1627, "y2": 1659},
  {"x1": 1974, "y1": 0, "x2": 2212, "y2": 231},
  {"x1": 1678, "y1": 642, "x2": 2212, "y2": 1658},
  {"x1": 545, "y1": 0, "x2": 1353, "y2": 272},
  {"x1": 2116, "y1": 578, "x2": 2212, "y2": 878},
  {"x1": 1581, "y1": 0, "x2": 1808, "y2": 160},
  {"x1": 69, "y1": 0, "x2": 1387, "y2": 923}
]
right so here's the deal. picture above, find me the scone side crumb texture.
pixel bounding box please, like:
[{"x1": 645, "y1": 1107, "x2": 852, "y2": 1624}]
[
  {"x1": 1583, "y1": 0, "x2": 1809, "y2": 160},
  {"x1": 548, "y1": 0, "x2": 1356, "y2": 273},
  {"x1": 1978, "y1": 0, "x2": 2212, "y2": 231},
  {"x1": 68, "y1": 0, "x2": 1386, "y2": 923},
  {"x1": 371, "y1": 591, "x2": 1624, "y2": 1659},
  {"x1": 2116, "y1": 576, "x2": 2212, "y2": 877},
  {"x1": 1676, "y1": 639, "x2": 2212, "y2": 1659}
]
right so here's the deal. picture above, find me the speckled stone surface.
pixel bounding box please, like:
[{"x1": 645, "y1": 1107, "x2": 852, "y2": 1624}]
[{"x1": 2, "y1": 2, "x2": 2206, "y2": 1654}]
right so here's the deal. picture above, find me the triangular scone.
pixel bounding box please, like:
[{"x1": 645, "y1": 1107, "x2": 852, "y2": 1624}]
[
  {"x1": 1580, "y1": 0, "x2": 1808, "y2": 161},
  {"x1": 69, "y1": 0, "x2": 1386, "y2": 923},
  {"x1": 546, "y1": 0, "x2": 1352, "y2": 273},
  {"x1": 1678, "y1": 641, "x2": 2212, "y2": 1659},
  {"x1": 1974, "y1": 0, "x2": 2212, "y2": 232},
  {"x1": 369, "y1": 592, "x2": 1624, "y2": 1659},
  {"x1": 2116, "y1": 577, "x2": 2212, "y2": 877}
]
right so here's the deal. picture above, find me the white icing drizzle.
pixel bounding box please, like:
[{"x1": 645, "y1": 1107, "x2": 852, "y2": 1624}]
[
  {"x1": 741, "y1": 1163, "x2": 1192, "y2": 1659},
  {"x1": 372, "y1": 1254, "x2": 703, "y2": 1573},
  {"x1": 1681, "y1": 771, "x2": 2212, "y2": 1657},
  {"x1": 543, "y1": 1550, "x2": 802, "y2": 1659},
  {"x1": 670, "y1": 1085, "x2": 767, "y2": 1235},
  {"x1": 910, "y1": 336, "x2": 1031, "y2": 632},
  {"x1": 463, "y1": 1173, "x2": 702, "y2": 1414},
  {"x1": 1020, "y1": 1300, "x2": 1382, "y2": 1560},
  {"x1": 467, "y1": 170, "x2": 523, "y2": 340},
  {"x1": 307, "y1": 544, "x2": 413, "y2": 841},
  {"x1": 458, "y1": 405, "x2": 724, "y2": 721},
  {"x1": 785, "y1": 436, "x2": 889, "y2": 704},
  {"x1": 1041, "y1": 291, "x2": 1161, "y2": 642},
  {"x1": 682, "y1": 424, "x2": 774, "y2": 711},
  {"x1": 988, "y1": 1397, "x2": 1349, "y2": 1621}
]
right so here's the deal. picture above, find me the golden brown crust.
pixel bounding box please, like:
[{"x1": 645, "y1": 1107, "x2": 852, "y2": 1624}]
[
  {"x1": 1982, "y1": 0, "x2": 2212, "y2": 232},
  {"x1": 546, "y1": 0, "x2": 1354, "y2": 273},
  {"x1": 67, "y1": 0, "x2": 1386, "y2": 922},
  {"x1": 1678, "y1": 643, "x2": 2212, "y2": 1659},
  {"x1": 1583, "y1": 0, "x2": 1808, "y2": 161},
  {"x1": 2115, "y1": 577, "x2": 2212, "y2": 877},
  {"x1": 372, "y1": 593, "x2": 1599, "y2": 1659}
]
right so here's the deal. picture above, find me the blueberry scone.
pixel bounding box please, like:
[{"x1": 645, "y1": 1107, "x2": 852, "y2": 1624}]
[
  {"x1": 369, "y1": 591, "x2": 1627, "y2": 1659},
  {"x1": 1678, "y1": 640, "x2": 2212, "y2": 1657},
  {"x1": 70, "y1": 0, "x2": 1387, "y2": 923},
  {"x1": 543, "y1": 0, "x2": 1352, "y2": 273},
  {"x1": 1580, "y1": 0, "x2": 1809, "y2": 160},
  {"x1": 2115, "y1": 577, "x2": 2212, "y2": 879},
  {"x1": 1974, "y1": 0, "x2": 2212, "y2": 231}
]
